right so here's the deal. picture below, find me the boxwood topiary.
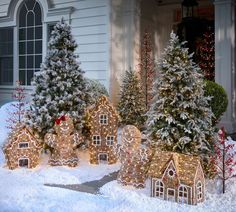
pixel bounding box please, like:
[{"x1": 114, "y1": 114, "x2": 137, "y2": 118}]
[{"x1": 204, "y1": 80, "x2": 228, "y2": 124}]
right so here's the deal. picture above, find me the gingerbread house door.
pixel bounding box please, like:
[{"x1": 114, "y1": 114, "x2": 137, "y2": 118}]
[
  {"x1": 98, "y1": 153, "x2": 108, "y2": 164},
  {"x1": 18, "y1": 158, "x2": 29, "y2": 168},
  {"x1": 167, "y1": 188, "x2": 175, "y2": 202}
]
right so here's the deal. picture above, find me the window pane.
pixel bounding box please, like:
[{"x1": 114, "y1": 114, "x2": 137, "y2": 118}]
[
  {"x1": 35, "y1": 26, "x2": 42, "y2": 39},
  {"x1": 27, "y1": 55, "x2": 34, "y2": 68},
  {"x1": 27, "y1": 12, "x2": 34, "y2": 27},
  {"x1": 19, "y1": 70, "x2": 26, "y2": 85},
  {"x1": 19, "y1": 56, "x2": 25, "y2": 68},
  {"x1": 35, "y1": 55, "x2": 42, "y2": 68},
  {"x1": 25, "y1": 0, "x2": 35, "y2": 11},
  {"x1": 27, "y1": 27, "x2": 34, "y2": 40},
  {"x1": 0, "y1": 28, "x2": 13, "y2": 85},
  {"x1": 35, "y1": 41, "x2": 42, "y2": 54},
  {"x1": 19, "y1": 28, "x2": 26, "y2": 40},
  {"x1": 19, "y1": 4, "x2": 27, "y2": 27},
  {"x1": 27, "y1": 41, "x2": 34, "y2": 54},
  {"x1": 19, "y1": 42, "x2": 26, "y2": 54},
  {"x1": 27, "y1": 69, "x2": 34, "y2": 85},
  {"x1": 34, "y1": 3, "x2": 42, "y2": 26}
]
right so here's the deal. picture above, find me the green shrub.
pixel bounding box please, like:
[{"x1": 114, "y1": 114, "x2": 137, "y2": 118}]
[
  {"x1": 85, "y1": 78, "x2": 109, "y2": 105},
  {"x1": 204, "y1": 80, "x2": 228, "y2": 124}
]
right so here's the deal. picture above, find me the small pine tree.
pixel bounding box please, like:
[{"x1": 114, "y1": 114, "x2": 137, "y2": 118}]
[
  {"x1": 6, "y1": 81, "x2": 27, "y2": 129},
  {"x1": 139, "y1": 31, "x2": 155, "y2": 109},
  {"x1": 27, "y1": 18, "x2": 90, "y2": 136},
  {"x1": 146, "y1": 32, "x2": 215, "y2": 159},
  {"x1": 117, "y1": 70, "x2": 146, "y2": 129},
  {"x1": 197, "y1": 28, "x2": 215, "y2": 81}
]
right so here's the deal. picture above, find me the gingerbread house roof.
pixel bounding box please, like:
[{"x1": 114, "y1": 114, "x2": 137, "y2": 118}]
[
  {"x1": 147, "y1": 151, "x2": 201, "y2": 186},
  {"x1": 88, "y1": 95, "x2": 120, "y2": 121},
  {"x1": 4, "y1": 124, "x2": 42, "y2": 151}
]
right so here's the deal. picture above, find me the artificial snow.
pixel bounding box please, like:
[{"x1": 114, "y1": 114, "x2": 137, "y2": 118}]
[{"x1": 0, "y1": 103, "x2": 236, "y2": 211}]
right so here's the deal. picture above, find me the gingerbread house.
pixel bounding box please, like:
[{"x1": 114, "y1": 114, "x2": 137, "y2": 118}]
[
  {"x1": 44, "y1": 115, "x2": 81, "y2": 167},
  {"x1": 117, "y1": 125, "x2": 152, "y2": 188},
  {"x1": 3, "y1": 124, "x2": 42, "y2": 169},
  {"x1": 148, "y1": 151, "x2": 205, "y2": 205},
  {"x1": 88, "y1": 95, "x2": 119, "y2": 164}
]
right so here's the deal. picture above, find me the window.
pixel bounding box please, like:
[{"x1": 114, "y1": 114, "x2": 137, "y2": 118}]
[
  {"x1": 196, "y1": 181, "x2": 203, "y2": 202},
  {"x1": 18, "y1": 142, "x2": 29, "y2": 148},
  {"x1": 93, "y1": 135, "x2": 101, "y2": 146},
  {"x1": 178, "y1": 185, "x2": 188, "y2": 204},
  {"x1": 19, "y1": 158, "x2": 29, "y2": 167},
  {"x1": 155, "y1": 180, "x2": 164, "y2": 198},
  {"x1": 99, "y1": 114, "x2": 108, "y2": 125},
  {"x1": 0, "y1": 28, "x2": 13, "y2": 85},
  {"x1": 168, "y1": 168, "x2": 175, "y2": 178},
  {"x1": 99, "y1": 153, "x2": 108, "y2": 163},
  {"x1": 19, "y1": 0, "x2": 42, "y2": 85},
  {"x1": 106, "y1": 136, "x2": 114, "y2": 146}
]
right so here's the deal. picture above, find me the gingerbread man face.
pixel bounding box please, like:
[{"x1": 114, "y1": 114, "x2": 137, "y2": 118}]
[
  {"x1": 121, "y1": 125, "x2": 141, "y2": 150},
  {"x1": 54, "y1": 115, "x2": 74, "y2": 135}
]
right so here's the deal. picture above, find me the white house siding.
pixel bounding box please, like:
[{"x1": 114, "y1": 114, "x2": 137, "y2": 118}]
[
  {"x1": 51, "y1": 0, "x2": 110, "y2": 89},
  {"x1": 0, "y1": 0, "x2": 110, "y2": 105}
]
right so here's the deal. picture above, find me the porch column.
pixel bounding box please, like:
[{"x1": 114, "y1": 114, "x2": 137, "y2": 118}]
[
  {"x1": 109, "y1": 0, "x2": 141, "y2": 105},
  {"x1": 214, "y1": 0, "x2": 236, "y2": 133}
]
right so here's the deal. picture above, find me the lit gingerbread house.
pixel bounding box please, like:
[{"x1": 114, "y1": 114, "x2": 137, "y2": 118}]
[
  {"x1": 3, "y1": 124, "x2": 42, "y2": 169},
  {"x1": 44, "y1": 115, "x2": 81, "y2": 167},
  {"x1": 148, "y1": 151, "x2": 205, "y2": 205},
  {"x1": 88, "y1": 95, "x2": 119, "y2": 164}
]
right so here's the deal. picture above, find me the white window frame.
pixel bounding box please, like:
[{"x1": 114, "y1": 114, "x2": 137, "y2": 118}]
[
  {"x1": 167, "y1": 168, "x2": 175, "y2": 178},
  {"x1": 196, "y1": 181, "x2": 203, "y2": 202},
  {"x1": 99, "y1": 114, "x2": 108, "y2": 125},
  {"x1": 92, "y1": 135, "x2": 101, "y2": 146},
  {"x1": 106, "y1": 136, "x2": 114, "y2": 146},
  {"x1": 18, "y1": 141, "x2": 29, "y2": 149},
  {"x1": 98, "y1": 153, "x2": 108, "y2": 163},
  {"x1": 154, "y1": 180, "x2": 164, "y2": 199},
  {"x1": 178, "y1": 185, "x2": 188, "y2": 204},
  {"x1": 18, "y1": 157, "x2": 29, "y2": 168}
]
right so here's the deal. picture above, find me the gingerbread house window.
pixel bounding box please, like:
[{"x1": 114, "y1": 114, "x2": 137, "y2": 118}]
[
  {"x1": 167, "y1": 168, "x2": 175, "y2": 178},
  {"x1": 99, "y1": 114, "x2": 108, "y2": 125},
  {"x1": 178, "y1": 185, "x2": 188, "y2": 204},
  {"x1": 196, "y1": 181, "x2": 203, "y2": 201},
  {"x1": 18, "y1": 142, "x2": 29, "y2": 149},
  {"x1": 155, "y1": 180, "x2": 164, "y2": 198},
  {"x1": 18, "y1": 158, "x2": 29, "y2": 168},
  {"x1": 106, "y1": 136, "x2": 114, "y2": 146},
  {"x1": 93, "y1": 135, "x2": 101, "y2": 146}
]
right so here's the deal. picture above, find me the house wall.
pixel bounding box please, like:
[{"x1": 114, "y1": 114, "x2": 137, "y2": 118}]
[{"x1": 0, "y1": 0, "x2": 111, "y2": 104}]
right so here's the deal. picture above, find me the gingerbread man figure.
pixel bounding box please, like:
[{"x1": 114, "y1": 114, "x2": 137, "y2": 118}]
[
  {"x1": 44, "y1": 115, "x2": 81, "y2": 167},
  {"x1": 117, "y1": 125, "x2": 152, "y2": 188}
]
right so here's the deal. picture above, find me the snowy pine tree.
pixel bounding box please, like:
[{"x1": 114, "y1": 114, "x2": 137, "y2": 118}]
[
  {"x1": 27, "y1": 18, "x2": 90, "y2": 136},
  {"x1": 118, "y1": 70, "x2": 146, "y2": 129},
  {"x1": 146, "y1": 32, "x2": 215, "y2": 158}
]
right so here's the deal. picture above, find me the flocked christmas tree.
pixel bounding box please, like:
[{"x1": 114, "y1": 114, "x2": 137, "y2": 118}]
[
  {"x1": 197, "y1": 28, "x2": 215, "y2": 81},
  {"x1": 117, "y1": 70, "x2": 146, "y2": 129},
  {"x1": 27, "y1": 18, "x2": 90, "y2": 136},
  {"x1": 146, "y1": 32, "x2": 215, "y2": 159}
]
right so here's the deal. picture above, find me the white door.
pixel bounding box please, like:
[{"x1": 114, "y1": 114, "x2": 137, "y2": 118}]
[{"x1": 167, "y1": 188, "x2": 175, "y2": 202}]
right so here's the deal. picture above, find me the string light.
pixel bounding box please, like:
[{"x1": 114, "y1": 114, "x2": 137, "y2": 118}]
[
  {"x1": 88, "y1": 95, "x2": 119, "y2": 164},
  {"x1": 4, "y1": 124, "x2": 42, "y2": 169},
  {"x1": 44, "y1": 115, "x2": 80, "y2": 167}
]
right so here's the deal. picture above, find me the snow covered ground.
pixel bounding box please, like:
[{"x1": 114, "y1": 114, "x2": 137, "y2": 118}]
[{"x1": 0, "y1": 103, "x2": 236, "y2": 212}]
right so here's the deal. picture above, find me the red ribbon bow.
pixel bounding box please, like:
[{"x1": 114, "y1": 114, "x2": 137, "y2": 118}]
[{"x1": 55, "y1": 115, "x2": 66, "y2": 125}]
